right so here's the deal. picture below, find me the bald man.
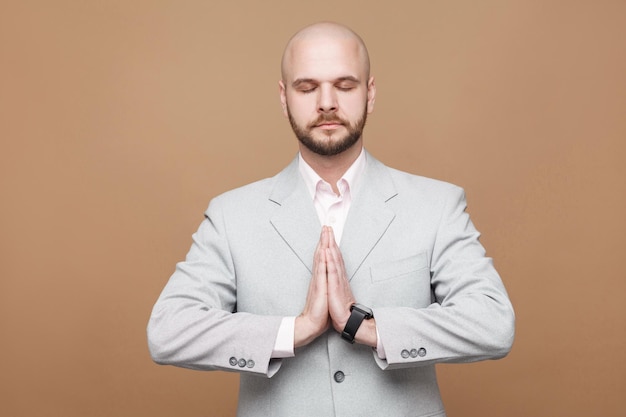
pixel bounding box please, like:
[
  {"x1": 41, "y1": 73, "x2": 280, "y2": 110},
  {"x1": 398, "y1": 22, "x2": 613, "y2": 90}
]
[{"x1": 148, "y1": 22, "x2": 515, "y2": 417}]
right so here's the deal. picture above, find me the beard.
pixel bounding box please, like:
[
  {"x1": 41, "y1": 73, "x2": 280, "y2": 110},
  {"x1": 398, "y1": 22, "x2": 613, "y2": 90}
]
[{"x1": 287, "y1": 105, "x2": 368, "y2": 156}]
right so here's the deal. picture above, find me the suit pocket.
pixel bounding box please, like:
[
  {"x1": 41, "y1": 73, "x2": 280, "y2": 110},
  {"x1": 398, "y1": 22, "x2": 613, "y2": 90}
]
[
  {"x1": 369, "y1": 252, "x2": 432, "y2": 308},
  {"x1": 370, "y1": 252, "x2": 429, "y2": 283}
]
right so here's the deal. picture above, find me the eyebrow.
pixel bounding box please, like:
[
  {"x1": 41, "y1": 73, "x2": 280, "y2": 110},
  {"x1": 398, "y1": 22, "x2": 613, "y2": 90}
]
[
  {"x1": 335, "y1": 76, "x2": 360, "y2": 84},
  {"x1": 291, "y1": 78, "x2": 316, "y2": 88},
  {"x1": 291, "y1": 76, "x2": 361, "y2": 88}
]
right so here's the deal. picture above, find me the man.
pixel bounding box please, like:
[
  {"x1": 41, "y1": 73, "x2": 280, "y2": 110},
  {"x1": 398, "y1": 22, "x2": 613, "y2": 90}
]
[{"x1": 148, "y1": 22, "x2": 515, "y2": 417}]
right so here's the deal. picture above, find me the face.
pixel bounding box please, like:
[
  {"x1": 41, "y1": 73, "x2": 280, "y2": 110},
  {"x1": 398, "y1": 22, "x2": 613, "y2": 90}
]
[{"x1": 280, "y1": 36, "x2": 376, "y2": 157}]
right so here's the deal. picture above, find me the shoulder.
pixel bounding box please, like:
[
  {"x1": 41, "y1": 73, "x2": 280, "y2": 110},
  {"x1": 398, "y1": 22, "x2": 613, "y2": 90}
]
[
  {"x1": 371, "y1": 163, "x2": 471, "y2": 230},
  {"x1": 390, "y1": 166, "x2": 461, "y2": 194},
  {"x1": 387, "y1": 168, "x2": 467, "y2": 218},
  {"x1": 206, "y1": 176, "x2": 275, "y2": 217},
  {"x1": 368, "y1": 154, "x2": 464, "y2": 198},
  {"x1": 205, "y1": 156, "x2": 298, "y2": 215}
]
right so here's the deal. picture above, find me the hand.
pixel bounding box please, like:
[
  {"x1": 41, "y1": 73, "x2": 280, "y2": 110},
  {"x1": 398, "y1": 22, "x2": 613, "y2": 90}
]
[
  {"x1": 325, "y1": 227, "x2": 356, "y2": 333},
  {"x1": 294, "y1": 227, "x2": 331, "y2": 348},
  {"x1": 295, "y1": 226, "x2": 377, "y2": 348},
  {"x1": 326, "y1": 227, "x2": 378, "y2": 348}
]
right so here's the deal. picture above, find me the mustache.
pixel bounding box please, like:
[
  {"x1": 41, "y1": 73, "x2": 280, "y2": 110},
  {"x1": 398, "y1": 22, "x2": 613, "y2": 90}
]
[{"x1": 308, "y1": 114, "x2": 347, "y2": 128}]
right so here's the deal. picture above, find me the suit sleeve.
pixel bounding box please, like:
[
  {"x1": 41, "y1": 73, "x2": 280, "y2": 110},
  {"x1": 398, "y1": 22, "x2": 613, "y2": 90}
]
[
  {"x1": 147, "y1": 197, "x2": 284, "y2": 377},
  {"x1": 373, "y1": 186, "x2": 515, "y2": 370}
]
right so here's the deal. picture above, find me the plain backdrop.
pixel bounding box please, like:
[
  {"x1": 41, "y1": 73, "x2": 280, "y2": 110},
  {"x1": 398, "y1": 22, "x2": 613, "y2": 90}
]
[{"x1": 1, "y1": 1, "x2": 625, "y2": 416}]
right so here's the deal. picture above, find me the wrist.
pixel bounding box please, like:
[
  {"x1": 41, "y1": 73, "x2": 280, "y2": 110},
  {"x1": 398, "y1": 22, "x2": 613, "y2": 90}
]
[
  {"x1": 354, "y1": 317, "x2": 378, "y2": 347},
  {"x1": 294, "y1": 315, "x2": 326, "y2": 348},
  {"x1": 340, "y1": 303, "x2": 374, "y2": 344},
  {"x1": 333, "y1": 309, "x2": 352, "y2": 333}
]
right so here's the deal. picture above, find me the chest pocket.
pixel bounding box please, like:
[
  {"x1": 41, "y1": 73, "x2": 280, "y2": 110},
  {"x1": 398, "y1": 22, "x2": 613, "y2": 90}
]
[{"x1": 369, "y1": 252, "x2": 432, "y2": 308}]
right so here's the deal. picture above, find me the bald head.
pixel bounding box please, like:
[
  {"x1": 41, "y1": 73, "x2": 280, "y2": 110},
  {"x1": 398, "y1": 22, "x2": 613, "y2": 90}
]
[{"x1": 281, "y1": 22, "x2": 370, "y2": 82}]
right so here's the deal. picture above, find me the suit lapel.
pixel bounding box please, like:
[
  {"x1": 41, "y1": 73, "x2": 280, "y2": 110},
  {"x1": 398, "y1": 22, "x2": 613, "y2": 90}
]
[
  {"x1": 269, "y1": 157, "x2": 320, "y2": 274},
  {"x1": 341, "y1": 153, "x2": 398, "y2": 280},
  {"x1": 268, "y1": 152, "x2": 398, "y2": 279}
]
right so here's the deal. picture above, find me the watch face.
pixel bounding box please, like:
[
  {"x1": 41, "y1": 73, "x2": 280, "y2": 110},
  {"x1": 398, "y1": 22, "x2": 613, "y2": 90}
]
[{"x1": 352, "y1": 303, "x2": 373, "y2": 318}]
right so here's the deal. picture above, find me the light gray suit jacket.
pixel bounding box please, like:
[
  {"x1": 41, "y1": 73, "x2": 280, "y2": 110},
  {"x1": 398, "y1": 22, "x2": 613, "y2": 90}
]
[{"x1": 148, "y1": 152, "x2": 515, "y2": 417}]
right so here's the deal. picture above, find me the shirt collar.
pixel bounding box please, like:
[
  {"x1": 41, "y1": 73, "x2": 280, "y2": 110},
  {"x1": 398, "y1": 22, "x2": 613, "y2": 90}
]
[{"x1": 298, "y1": 147, "x2": 367, "y2": 199}]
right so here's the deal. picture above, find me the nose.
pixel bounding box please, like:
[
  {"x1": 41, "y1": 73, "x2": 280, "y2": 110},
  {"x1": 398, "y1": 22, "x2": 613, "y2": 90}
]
[{"x1": 317, "y1": 84, "x2": 337, "y2": 113}]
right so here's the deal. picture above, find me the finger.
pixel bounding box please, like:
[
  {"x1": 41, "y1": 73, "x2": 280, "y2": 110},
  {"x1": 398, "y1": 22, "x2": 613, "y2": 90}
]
[
  {"x1": 306, "y1": 248, "x2": 328, "y2": 312},
  {"x1": 327, "y1": 241, "x2": 346, "y2": 278},
  {"x1": 318, "y1": 244, "x2": 327, "y2": 274},
  {"x1": 325, "y1": 247, "x2": 340, "y2": 284},
  {"x1": 327, "y1": 226, "x2": 337, "y2": 247},
  {"x1": 313, "y1": 245, "x2": 327, "y2": 283},
  {"x1": 326, "y1": 228, "x2": 341, "y2": 257},
  {"x1": 321, "y1": 225, "x2": 330, "y2": 249},
  {"x1": 328, "y1": 226, "x2": 342, "y2": 251},
  {"x1": 325, "y1": 247, "x2": 334, "y2": 272}
]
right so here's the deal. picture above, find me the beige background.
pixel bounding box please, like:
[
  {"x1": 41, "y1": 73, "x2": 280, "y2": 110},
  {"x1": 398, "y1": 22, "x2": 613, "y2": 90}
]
[{"x1": 1, "y1": 1, "x2": 625, "y2": 416}]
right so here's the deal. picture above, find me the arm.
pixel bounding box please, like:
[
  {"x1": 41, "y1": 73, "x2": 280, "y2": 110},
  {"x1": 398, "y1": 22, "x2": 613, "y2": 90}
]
[
  {"x1": 147, "y1": 199, "x2": 284, "y2": 377},
  {"x1": 373, "y1": 187, "x2": 515, "y2": 369}
]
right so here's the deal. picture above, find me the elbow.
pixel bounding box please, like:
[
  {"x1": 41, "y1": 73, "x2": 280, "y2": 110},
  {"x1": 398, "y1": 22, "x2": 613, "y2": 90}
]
[
  {"x1": 488, "y1": 305, "x2": 516, "y2": 359},
  {"x1": 148, "y1": 340, "x2": 169, "y2": 365},
  {"x1": 146, "y1": 319, "x2": 175, "y2": 365}
]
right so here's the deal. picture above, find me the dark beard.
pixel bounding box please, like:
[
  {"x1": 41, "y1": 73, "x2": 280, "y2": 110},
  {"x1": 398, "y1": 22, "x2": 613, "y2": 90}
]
[{"x1": 287, "y1": 106, "x2": 368, "y2": 156}]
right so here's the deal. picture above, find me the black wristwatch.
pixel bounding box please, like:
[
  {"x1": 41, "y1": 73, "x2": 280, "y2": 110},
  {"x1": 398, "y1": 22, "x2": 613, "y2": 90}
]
[{"x1": 341, "y1": 303, "x2": 374, "y2": 343}]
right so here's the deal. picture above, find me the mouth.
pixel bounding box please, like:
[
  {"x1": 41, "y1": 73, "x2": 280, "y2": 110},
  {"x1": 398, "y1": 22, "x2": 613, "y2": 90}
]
[{"x1": 314, "y1": 121, "x2": 344, "y2": 129}]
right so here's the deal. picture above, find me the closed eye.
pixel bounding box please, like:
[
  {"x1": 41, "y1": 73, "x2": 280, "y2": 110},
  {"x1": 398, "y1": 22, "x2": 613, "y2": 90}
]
[
  {"x1": 335, "y1": 76, "x2": 360, "y2": 92},
  {"x1": 292, "y1": 79, "x2": 318, "y2": 94},
  {"x1": 300, "y1": 86, "x2": 317, "y2": 93}
]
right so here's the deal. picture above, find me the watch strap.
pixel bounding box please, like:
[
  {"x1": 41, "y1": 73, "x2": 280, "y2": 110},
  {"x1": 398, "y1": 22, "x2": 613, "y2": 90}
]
[{"x1": 341, "y1": 304, "x2": 372, "y2": 343}]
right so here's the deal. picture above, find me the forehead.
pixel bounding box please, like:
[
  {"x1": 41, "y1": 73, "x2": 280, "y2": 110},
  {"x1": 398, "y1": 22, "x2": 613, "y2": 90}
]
[{"x1": 285, "y1": 37, "x2": 366, "y2": 82}]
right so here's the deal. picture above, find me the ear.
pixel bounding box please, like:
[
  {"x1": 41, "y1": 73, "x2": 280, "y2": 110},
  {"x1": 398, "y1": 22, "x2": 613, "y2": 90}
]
[
  {"x1": 366, "y1": 76, "x2": 376, "y2": 114},
  {"x1": 279, "y1": 80, "x2": 288, "y2": 117}
]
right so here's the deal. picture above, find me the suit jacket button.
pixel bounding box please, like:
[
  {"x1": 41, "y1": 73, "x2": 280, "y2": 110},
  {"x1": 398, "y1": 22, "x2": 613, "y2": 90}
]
[
  {"x1": 418, "y1": 348, "x2": 427, "y2": 357},
  {"x1": 410, "y1": 349, "x2": 418, "y2": 358},
  {"x1": 238, "y1": 359, "x2": 247, "y2": 368},
  {"x1": 334, "y1": 371, "x2": 345, "y2": 383},
  {"x1": 247, "y1": 360, "x2": 255, "y2": 368},
  {"x1": 229, "y1": 357, "x2": 238, "y2": 366},
  {"x1": 401, "y1": 349, "x2": 410, "y2": 359}
]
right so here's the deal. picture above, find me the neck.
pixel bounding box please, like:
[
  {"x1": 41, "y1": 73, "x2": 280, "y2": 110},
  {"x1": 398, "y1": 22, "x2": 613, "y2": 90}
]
[{"x1": 299, "y1": 141, "x2": 363, "y2": 194}]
